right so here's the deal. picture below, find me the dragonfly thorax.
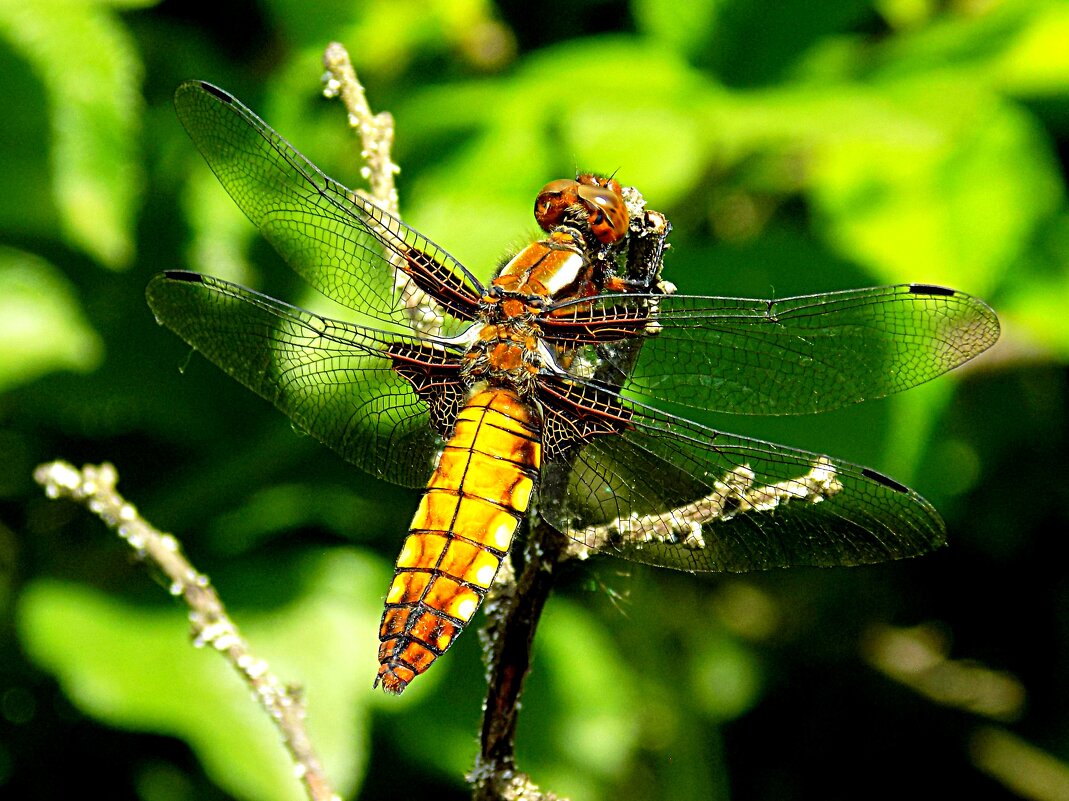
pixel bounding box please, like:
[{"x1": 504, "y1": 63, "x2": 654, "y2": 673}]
[
  {"x1": 494, "y1": 234, "x2": 593, "y2": 301},
  {"x1": 469, "y1": 230, "x2": 610, "y2": 394},
  {"x1": 461, "y1": 315, "x2": 544, "y2": 395}
]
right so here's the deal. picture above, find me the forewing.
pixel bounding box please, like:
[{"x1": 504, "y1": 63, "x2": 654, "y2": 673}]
[
  {"x1": 538, "y1": 399, "x2": 945, "y2": 572},
  {"x1": 545, "y1": 284, "x2": 999, "y2": 415},
  {"x1": 146, "y1": 270, "x2": 458, "y2": 487},
  {"x1": 173, "y1": 81, "x2": 484, "y2": 333}
]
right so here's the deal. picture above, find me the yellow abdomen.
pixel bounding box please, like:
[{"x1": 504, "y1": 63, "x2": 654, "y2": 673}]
[{"x1": 375, "y1": 388, "x2": 542, "y2": 693}]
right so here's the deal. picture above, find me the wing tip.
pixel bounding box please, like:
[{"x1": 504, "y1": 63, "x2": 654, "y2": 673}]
[
  {"x1": 909, "y1": 283, "x2": 1001, "y2": 355},
  {"x1": 197, "y1": 81, "x2": 233, "y2": 103},
  {"x1": 159, "y1": 270, "x2": 205, "y2": 284},
  {"x1": 908, "y1": 283, "x2": 956, "y2": 298},
  {"x1": 175, "y1": 80, "x2": 235, "y2": 112},
  {"x1": 860, "y1": 467, "x2": 910, "y2": 494}
]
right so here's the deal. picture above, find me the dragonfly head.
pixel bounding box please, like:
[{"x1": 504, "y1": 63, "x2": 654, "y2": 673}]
[{"x1": 534, "y1": 174, "x2": 629, "y2": 244}]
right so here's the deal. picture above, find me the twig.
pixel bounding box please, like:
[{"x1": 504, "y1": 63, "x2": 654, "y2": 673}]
[
  {"x1": 566, "y1": 456, "x2": 843, "y2": 558},
  {"x1": 33, "y1": 461, "x2": 340, "y2": 801},
  {"x1": 321, "y1": 42, "x2": 399, "y2": 216},
  {"x1": 471, "y1": 521, "x2": 570, "y2": 801},
  {"x1": 322, "y1": 42, "x2": 446, "y2": 337}
]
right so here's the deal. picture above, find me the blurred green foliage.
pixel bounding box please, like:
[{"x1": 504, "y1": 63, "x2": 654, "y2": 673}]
[
  {"x1": 19, "y1": 550, "x2": 386, "y2": 801},
  {"x1": 1, "y1": 0, "x2": 1067, "y2": 799}
]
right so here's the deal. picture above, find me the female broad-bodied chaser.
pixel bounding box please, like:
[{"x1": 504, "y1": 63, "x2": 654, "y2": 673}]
[{"x1": 147, "y1": 81, "x2": 1000, "y2": 693}]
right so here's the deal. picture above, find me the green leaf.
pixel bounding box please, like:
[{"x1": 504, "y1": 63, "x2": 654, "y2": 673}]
[
  {"x1": 181, "y1": 166, "x2": 258, "y2": 286},
  {"x1": 395, "y1": 39, "x2": 718, "y2": 270},
  {"x1": 18, "y1": 548, "x2": 390, "y2": 801},
  {"x1": 523, "y1": 597, "x2": 641, "y2": 800},
  {"x1": 998, "y1": 212, "x2": 1069, "y2": 359},
  {"x1": 687, "y1": 628, "x2": 763, "y2": 721},
  {"x1": 0, "y1": 0, "x2": 149, "y2": 268},
  {"x1": 260, "y1": 0, "x2": 510, "y2": 69},
  {"x1": 633, "y1": 0, "x2": 722, "y2": 59},
  {"x1": 852, "y1": 0, "x2": 1069, "y2": 97},
  {"x1": 0, "y1": 246, "x2": 103, "y2": 392},
  {"x1": 994, "y1": 2, "x2": 1069, "y2": 96},
  {"x1": 808, "y1": 82, "x2": 1062, "y2": 292}
]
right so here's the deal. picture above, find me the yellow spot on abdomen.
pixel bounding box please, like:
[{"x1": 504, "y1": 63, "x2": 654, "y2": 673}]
[
  {"x1": 386, "y1": 574, "x2": 407, "y2": 604},
  {"x1": 475, "y1": 563, "x2": 497, "y2": 587},
  {"x1": 492, "y1": 519, "x2": 515, "y2": 550},
  {"x1": 454, "y1": 597, "x2": 478, "y2": 621}
]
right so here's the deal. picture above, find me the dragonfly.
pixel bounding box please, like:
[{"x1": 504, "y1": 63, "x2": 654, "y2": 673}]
[{"x1": 147, "y1": 80, "x2": 1000, "y2": 694}]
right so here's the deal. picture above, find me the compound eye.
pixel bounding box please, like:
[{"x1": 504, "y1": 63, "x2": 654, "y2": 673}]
[
  {"x1": 576, "y1": 183, "x2": 629, "y2": 243},
  {"x1": 534, "y1": 179, "x2": 580, "y2": 232}
]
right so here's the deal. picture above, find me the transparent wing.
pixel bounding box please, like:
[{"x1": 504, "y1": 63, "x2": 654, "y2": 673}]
[
  {"x1": 173, "y1": 81, "x2": 484, "y2": 334},
  {"x1": 539, "y1": 398, "x2": 944, "y2": 572},
  {"x1": 146, "y1": 270, "x2": 462, "y2": 487},
  {"x1": 545, "y1": 284, "x2": 999, "y2": 415}
]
